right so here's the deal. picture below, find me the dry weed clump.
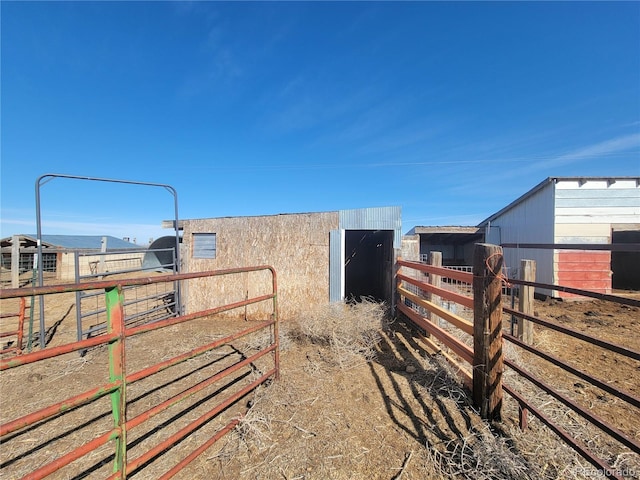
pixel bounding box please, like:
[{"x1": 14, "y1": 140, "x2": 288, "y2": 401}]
[
  {"x1": 412, "y1": 353, "x2": 537, "y2": 480},
  {"x1": 210, "y1": 297, "x2": 640, "y2": 480},
  {"x1": 291, "y1": 297, "x2": 389, "y2": 369},
  {"x1": 424, "y1": 422, "x2": 535, "y2": 480}
]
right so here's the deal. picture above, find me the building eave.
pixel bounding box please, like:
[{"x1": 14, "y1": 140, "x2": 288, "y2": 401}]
[{"x1": 477, "y1": 176, "x2": 640, "y2": 227}]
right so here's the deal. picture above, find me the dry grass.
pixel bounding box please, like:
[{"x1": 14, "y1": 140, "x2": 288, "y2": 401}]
[
  {"x1": 289, "y1": 296, "x2": 389, "y2": 369},
  {"x1": 214, "y1": 329, "x2": 544, "y2": 480},
  {"x1": 212, "y1": 296, "x2": 640, "y2": 480},
  {"x1": 2, "y1": 290, "x2": 638, "y2": 480},
  {"x1": 422, "y1": 316, "x2": 640, "y2": 480}
]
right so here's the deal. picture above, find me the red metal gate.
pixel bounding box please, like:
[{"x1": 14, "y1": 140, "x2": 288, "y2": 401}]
[{"x1": 0, "y1": 266, "x2": 279, "y2": 479}]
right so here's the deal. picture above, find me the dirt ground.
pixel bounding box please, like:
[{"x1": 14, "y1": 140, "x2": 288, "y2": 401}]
[{"x1": 1, "y1": 285, "x2": 639, "y2": 480}]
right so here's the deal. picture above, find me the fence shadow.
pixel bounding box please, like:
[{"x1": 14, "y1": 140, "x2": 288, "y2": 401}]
[{"x1": 368, "y1": 319, "x2": 528, "y2": 472}]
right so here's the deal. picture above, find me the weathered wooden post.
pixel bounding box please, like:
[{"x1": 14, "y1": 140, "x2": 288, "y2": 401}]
[
  {"x1": 99, "y1": 236, "x2": 107, "y2": 274},
  {"x1": 473, "y1": 243, "x2": 504, "y2": 421},
  {"x1": 518, "y1": 259, "x2": 536, "y2": 344},
  {"x1": 11, "y1": 235, "x2": 20, "y2": 288},
  {"x1": 426, "y1": 251, "x2": 442, "y2": 328}
]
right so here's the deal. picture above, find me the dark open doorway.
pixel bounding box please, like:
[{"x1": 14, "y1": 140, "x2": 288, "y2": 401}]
[
  {"x1": 344, "y1": 230, "x2": 394, "y2": 303},
  {"x1": 611, "y1": 229, "x2": 640, "y2": 290}
]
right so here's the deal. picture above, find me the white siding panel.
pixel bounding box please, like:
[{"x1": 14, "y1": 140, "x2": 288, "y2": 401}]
[
  {"x1": 554, "y1": 179, "x2": 639, "y2": 225},
  {"x1": 555, "y1": 214, "x2": 639, "y2": 224},
  {"x1": 555, "y1": 236, "x2": 609, "y2": 244},
  {"x1": 556, "y1": 188, "x2": 639, "y2": 199},
  {"x1": 554, "y1": 223, "x2": 611, "y2": 244},
  {"x1": 555, "y1": 223, "x2": 610, "y2": 237},
  {"x1": 556, "y1": 206, "x2": 639, "y2": 217},
  {"x1": 556, "y1": 196, "x2": 639, "y2": 208}
]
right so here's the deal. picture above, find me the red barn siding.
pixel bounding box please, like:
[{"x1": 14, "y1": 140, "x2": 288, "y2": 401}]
[{"x1": 556, "y1": 251, "x2": 612, "y2": 298}]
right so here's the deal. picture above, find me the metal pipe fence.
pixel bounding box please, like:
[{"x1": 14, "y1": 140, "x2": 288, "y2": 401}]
[
  {"x1": 0, "y1": 297, "x2": 27, "y2": 355},
  {"x1": 397, "y1": 246, "x2": 639, "y2": 480},
  {"x1": 0, "y1": 265, "x2": 279, "y2": 479},
  {"x1": 74, "y1": 247, "x2": 179, "y2": 343}
]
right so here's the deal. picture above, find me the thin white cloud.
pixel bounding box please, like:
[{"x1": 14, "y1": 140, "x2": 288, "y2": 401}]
[
  {"x1": 447, "y1": 132, "x2": 640, "y2": 195},
  {"x1": 531, "y1": 132, "x2": 640, "y2": 171}
]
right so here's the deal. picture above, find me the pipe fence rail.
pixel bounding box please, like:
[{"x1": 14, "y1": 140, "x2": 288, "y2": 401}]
[
  {"x1": 0, "y1": 266, "x2": 279, "y2": 480},
  {"x1": 74, "y1": 247, "x2": 179, "y2": 343},
  {"x1": 397, "y1": 244, "x2": 638, "y2": 480}
]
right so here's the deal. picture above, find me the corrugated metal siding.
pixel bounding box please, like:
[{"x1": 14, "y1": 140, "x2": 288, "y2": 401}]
[
  {"x1": 487, "y1": 182, "x2": 556, "y2": 295},
  {"x1": 329, "y1": 230, "x2": 342, "y2": 302},
  {"x1": 339, "y1": 206, "x2": 402, "y2": 248}
]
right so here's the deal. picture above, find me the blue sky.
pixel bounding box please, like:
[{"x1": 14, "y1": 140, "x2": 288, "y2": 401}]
[{"x1": 2, "y1": 1, "x2": 639, "y2": 243}]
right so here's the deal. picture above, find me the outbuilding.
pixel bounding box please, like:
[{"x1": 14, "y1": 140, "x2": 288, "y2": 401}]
[
  {"x1": 477, "y1": 177, "x2": 640, "y2": 297},
  {"x1": 404, "y1": 226, "x2": 484, "y2": 266},
  {"x1": 0, "y1": 234, "x2": 141, "y2": 286},
  {"x1": 177, "y1": 206, "x2": 402, "y2": 319}
]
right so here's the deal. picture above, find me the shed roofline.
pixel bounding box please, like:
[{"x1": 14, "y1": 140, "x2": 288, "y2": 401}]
[
  {"x1": 0, "y1": 234, "x2": 57, "y2": 249},
  {"x1": 476, "y1": 176, "x2": 640, "y2": 227},
  {"x1": 407, "y1": 226, "x2": 481, "y2": 235},
  {"x1": 0, "y1": 234, "x2": 140, "y2": 250},
  {"x1": 174, "y1": 206, "x2": 401, "y2": 224}
]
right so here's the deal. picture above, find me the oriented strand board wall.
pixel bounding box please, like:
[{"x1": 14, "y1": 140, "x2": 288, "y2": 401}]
[{"x1": 183, "y1": 212, "x2": 339, "y2": 320}]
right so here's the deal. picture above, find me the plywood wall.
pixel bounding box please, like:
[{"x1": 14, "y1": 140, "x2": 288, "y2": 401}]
[{"x1": 183, "y1": 212, "x2": 339, "y2": 320}]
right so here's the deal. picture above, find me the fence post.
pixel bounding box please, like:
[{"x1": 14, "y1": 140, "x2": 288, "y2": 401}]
[
  {"x1": 473, "y1": 243, "x2": 504, "y2": 421},
  {"x1": 426, "y1": 251, "x2": 442, "y2": 330},
  {"x1": 105, "y1": 285, "x2": 127, "y2": 478},
  {"x1": 11, "y1": 235, "x2": 20, "y2": 288},
  {"x1": 518, "y1": 259, "x2": 535, "y2": 344}
]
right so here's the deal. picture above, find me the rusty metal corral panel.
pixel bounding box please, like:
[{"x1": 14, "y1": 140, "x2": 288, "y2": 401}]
[{"x1": 339, "y1": 206, "x2": 402, "y2": 248}]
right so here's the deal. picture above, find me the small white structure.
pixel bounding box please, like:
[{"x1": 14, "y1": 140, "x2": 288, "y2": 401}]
[{"x1": 478, "y1": 177, "x2": 640, "y2": 297}]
